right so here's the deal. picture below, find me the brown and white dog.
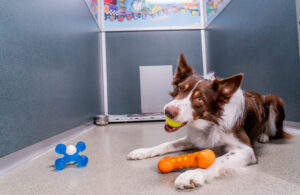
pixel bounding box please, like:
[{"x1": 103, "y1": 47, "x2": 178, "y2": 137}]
[{"x1": 128, "y1": 53, "x2": 291, "y2": 189}]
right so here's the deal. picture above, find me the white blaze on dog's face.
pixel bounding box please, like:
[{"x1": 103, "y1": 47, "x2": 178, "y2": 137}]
[{"x1": 164, "y1": 53, "x2": 244, "y2": 132}]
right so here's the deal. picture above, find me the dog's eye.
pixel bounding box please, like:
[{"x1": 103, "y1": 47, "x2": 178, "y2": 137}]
[
  {"x1": 196, "y1": 98, "x2": 204, "y2": 105},
  {"x1": 178, "y1": 86, "x2": 185, "y2": 91}
]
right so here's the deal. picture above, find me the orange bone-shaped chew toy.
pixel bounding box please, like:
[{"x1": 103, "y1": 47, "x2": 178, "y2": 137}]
[{"x1": 158, "y1": 149, "x2": 216, "y2": 173}]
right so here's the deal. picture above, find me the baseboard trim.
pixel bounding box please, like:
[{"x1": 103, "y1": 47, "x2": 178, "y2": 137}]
[
  {"x1": 0, "y1": 121, "x2": 95, "y2": 177},
  {"x1": 284, "y1": 121, "x2": 300, "y2": 129}
]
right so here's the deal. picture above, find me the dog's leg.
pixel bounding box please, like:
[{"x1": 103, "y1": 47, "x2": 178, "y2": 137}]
[
  {"x1": 175, "y1": 146, "x2": 256, "y2": 189},
  {"x1": 127, "y1": 136, "x2": 194, "y2": 160}
]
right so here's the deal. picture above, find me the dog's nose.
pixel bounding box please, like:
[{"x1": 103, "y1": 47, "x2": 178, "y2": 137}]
[{"x1": 165, "y1": 106, "x2": 179, "y2": 119}]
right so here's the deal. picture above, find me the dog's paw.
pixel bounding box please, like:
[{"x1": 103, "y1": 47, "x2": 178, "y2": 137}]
[
  {"x1": 127, "y1": 148, "x2": 153, "y2": 160},
  {"x1": 258, "y1": 133, "x2": 269, "y2": 143},
  {"x1": 175, "y1": 170, "x2": 206, "y2": 189}
]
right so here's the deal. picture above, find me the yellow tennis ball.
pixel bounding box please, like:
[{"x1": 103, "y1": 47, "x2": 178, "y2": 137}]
[{"x1": 165, "y1": 116, "x2": 182, "y2": 128}]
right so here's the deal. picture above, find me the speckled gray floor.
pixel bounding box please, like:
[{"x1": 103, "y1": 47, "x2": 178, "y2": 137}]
[{"x1": 0, "y1": 122, "x2": 300, "y2": 195}]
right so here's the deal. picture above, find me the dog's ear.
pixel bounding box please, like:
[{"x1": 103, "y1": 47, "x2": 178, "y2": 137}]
[
  {"x1": 172, "y1": 53, "x2": 193, "y2": 85},
  {"x1": 211, "y1": 73, "x2": 244, "y2": 98}
]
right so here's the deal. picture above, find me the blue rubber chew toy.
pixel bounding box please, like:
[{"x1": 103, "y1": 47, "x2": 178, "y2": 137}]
[{"x1": 55, "y1": 141, "x2": 88, "y2": 170}]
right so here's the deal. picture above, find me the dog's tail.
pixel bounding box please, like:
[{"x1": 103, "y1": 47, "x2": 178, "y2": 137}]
[{"x1": 263, "y1": 95, "x2": 292, "y2": 139}]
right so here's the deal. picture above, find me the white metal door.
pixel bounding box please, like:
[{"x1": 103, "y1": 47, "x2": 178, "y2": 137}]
[{"x1": 139, "y1": 65, "x2": 173, "y2": 113}]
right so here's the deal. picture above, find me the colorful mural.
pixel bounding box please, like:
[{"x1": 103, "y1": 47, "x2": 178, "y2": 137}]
[
  {"x1": 86, "y1": 0, "x2": 98, "y2": 20},
  {"x1": 84, "y1": 0, "x2": 231, "y2": 30},
  {"x1": 104, "y1": 0, "x2": 201, "y2": 29},
  {"x1": 206, "y1": 0, "x2": 227, "y2": 22}
]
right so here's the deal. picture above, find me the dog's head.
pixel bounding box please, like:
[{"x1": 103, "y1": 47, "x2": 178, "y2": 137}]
[{"x1": 164, "y1": 53, "x2": 243, "y2": 132}]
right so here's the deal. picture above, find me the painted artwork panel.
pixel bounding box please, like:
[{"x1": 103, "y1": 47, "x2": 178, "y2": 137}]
[
  {"x1": 206, "y1": 0, "x2": 230, "y2": 22},
  {"x1": 86, "y1": 0, "x2": 98, "y2": 20},
  {"x1": 104, "y1": 0, "x2": 201, "y2": 29}
]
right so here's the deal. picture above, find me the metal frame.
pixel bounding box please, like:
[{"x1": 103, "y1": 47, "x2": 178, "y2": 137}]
[
  {"x1": 201, "y1": 30, "x2": 208, "y2": 76},
  {"x1": 101, "y1": 31, "x2": 108, "y2": 115},
  {"x1": 200, "y1": 0, "x2": 208, "y2": 76},
  {"x1": 98, "y1": 0, "x2": 109, "y2": 115},
  {"x1": 102, "y1": 26, "x2": 204, "y2": 32},
  {"x1": 83, "y1": 0, "x2": 232, "y2": 115}
]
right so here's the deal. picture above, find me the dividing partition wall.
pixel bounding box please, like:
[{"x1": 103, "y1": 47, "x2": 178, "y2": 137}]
[
  {"x1": 85, "y1": 0, "x2": 231, "y2": 117},
  {"x1": 206, "y1": 0, "x2": 300, "y2": 122},
  {"x1": 86, "y1": 0, "x2": 300, "y2": 123},
  {"x1": 0, "y1": 0, "x2": 101, "y2": 157},
  {"x1": 0, "y1": 0, "x2": 230, "y2": 164}
]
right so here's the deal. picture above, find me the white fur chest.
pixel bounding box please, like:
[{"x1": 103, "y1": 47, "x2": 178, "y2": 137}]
[
  {"x1": 186, "y1": 122, "x2": 243, "y2": 149},
  {"x1": 186, "y1": 125, "x2": 223, "y2": 148}
]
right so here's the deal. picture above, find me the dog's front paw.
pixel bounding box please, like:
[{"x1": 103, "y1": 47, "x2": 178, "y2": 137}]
[
  {"x1": 175, "y1": 169, "x2": 206, "y2": 189},
  {"x1": 258, "y1": 133, "x2": 269, "y2": 143},
  {"x1": 127, "y1": 148, "x2": 153, "y2": 160}
]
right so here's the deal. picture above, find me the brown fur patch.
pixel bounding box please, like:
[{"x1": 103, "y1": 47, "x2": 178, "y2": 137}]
[
  {"x1": 172, "y1": 53, "x2": 194, "y2": 86},
  {"x1": 193, "y1": 90, "x2": 200, "y2": 98},
  {"x1": 235, "y1": 128, "x2": 252, "y2": 147},
  {"x1": 171, "y1": 75, "x2": 202, "y2": 99},
  {"x1": 190, "y1": 74, "x2": 244, "y2": 124},
  {"x1": 240, "y1": 91, "x2": 267, "y2": 145},
  {"x1": 232, "y1": 91, "x2": 291, "y2": 147}
]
